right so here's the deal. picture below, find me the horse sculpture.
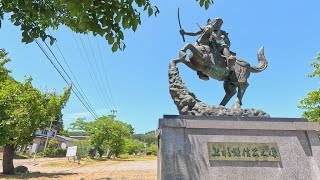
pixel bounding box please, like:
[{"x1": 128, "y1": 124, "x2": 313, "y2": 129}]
[{"x1": 172, "y1": 18, "x2": 268, "y2": 109}]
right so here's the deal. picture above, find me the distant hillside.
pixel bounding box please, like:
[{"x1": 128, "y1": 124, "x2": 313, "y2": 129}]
[
  {"x1": 132, "y1": 130, "x2": 157, "y2": 146},
  {"x1": 68, "y1": 131, "x2": 88, "y2": 136}
]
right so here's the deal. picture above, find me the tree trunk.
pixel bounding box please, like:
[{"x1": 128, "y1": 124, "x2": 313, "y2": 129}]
[{"x1": 2, "y1": 144, "x2": 15, "y2": 174}]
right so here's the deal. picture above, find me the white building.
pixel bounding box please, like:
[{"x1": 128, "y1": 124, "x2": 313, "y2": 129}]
[
  {"x1": 31, "y1": 127, "x2": 58, "y2": 152},
  {"x1": 30, "y1": 128, "x2": 78, "y2": 153}
]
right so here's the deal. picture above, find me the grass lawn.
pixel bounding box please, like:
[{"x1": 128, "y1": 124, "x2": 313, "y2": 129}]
[
  {"x1": 118, "y1": 154, "x2": 157, "y2": 161},
  {"x1": 0, "y1": 154, "x2": 43, "y2": 161},
  {"x1": 40, "y1": 158, "x2": 120, "y2": 167},
  {"x1": 40, "y1": 155, "x2": 157, "y2": 168}
]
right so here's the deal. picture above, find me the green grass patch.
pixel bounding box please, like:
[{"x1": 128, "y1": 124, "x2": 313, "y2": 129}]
[
  {"x1": 118, "y1": 154, "x2": 157, "y2": 161},
  {"x1": 40, "y1": 158, "x2": 120, "y2": 167},
  {"x1": 0, "y1": 153, "x2": 37, "y2": 160},
  {"x1": 40, "y1": 155, "x2": 157, "y2": 168}
]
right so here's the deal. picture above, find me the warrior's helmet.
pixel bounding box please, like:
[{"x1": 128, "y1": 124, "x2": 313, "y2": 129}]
[{"x1": 207, "y1": 18, "x2": 223, "y2": 29}]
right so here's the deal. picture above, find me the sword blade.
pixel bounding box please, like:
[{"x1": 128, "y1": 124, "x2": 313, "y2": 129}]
[{"x1": 177, "y1": 8, "x2": 185, "y2": 42}]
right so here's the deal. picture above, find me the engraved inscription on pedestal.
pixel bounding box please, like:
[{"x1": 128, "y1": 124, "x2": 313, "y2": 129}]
[{"x1": 207, "y1": 142, "x2": 281, "y2": 161}]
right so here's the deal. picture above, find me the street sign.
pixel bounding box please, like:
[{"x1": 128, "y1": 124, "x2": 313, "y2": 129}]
[{"x1": 66, "y1": 146, "x2": 77, "y2": 157}]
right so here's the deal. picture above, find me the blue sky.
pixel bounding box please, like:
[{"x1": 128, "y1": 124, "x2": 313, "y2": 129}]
[{"x1": 0, "y1": 0, "x2": 319, "y2": 133}]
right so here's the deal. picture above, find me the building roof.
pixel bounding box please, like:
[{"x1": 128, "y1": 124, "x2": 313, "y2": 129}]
[
  {"x1": 56, "y1": 135, "x2": 79, "y2": 142},
  {"x1": 35, "y1": 134, "x2": 48, "y2": 138},
  {"x1": 70, "y1": 136, "x2": 89, "y2": 140}
]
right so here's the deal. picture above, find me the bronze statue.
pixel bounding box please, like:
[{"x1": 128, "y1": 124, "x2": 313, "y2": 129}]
[{"x1": 172, "y1": 18, "x2": 268, "y2": 110}]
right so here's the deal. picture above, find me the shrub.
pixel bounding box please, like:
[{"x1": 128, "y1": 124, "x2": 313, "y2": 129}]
[
  {"x1": 146, "y1": 144, "x2": 157, "y2": 156},
  {"x1": 57, "y1": 148, "x2": 67, "y2": 157},
  {"x1": 119, "y1": 153, "x2": 129, "y2": 159},
  {"x1": 43, "y1": 147, "x2": 66, "y2": 157}
]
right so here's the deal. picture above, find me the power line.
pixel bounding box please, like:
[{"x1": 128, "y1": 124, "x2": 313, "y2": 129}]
[
  {"x1": 42, "y1": 41, "x2": 98, "y2": 119},
  {"x1": 35, "y1": 39, "x2": 99, "y2": 119},
  {"x1": 94, "y1": 36, "x2": 117, "y2": 111},
  {"x1": 48, "y1": 30, "x2": 96, "y2": 113},
  {"x1": 77, "y1": 35, "x2": 112, "y2": 110},
  {"x1": 72, "y1": 34, "x2": 110, "y2": 110},
  {"x1": 86, "y1": 36, "x2": 115, "y2": 110}
]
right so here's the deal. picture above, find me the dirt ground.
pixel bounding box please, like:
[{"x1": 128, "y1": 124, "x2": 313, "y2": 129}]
[{"x1": 0, "y1": 157, "x2": 157, "y2": 180}]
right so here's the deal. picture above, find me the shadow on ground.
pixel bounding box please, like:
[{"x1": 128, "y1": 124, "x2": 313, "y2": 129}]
[{"x1": 0, "y1": 172, "x2": 78, "y2": 179}]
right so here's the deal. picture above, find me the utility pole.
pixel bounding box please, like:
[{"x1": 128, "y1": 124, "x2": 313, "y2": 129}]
[
  {"x1": 110, "y1": 109, "x2": 117, "y2": 115},
  {"x1": 110, "y1": 110, "x2": 117, "y2": 120},
  {"x1": 43, "y1": 118, "x2": 54, "y2": 153}
]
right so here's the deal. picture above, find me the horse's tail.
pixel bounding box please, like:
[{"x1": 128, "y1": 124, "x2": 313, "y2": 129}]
[{"x1": 250, "y1": 47, "x2": 268, "y2": 73}]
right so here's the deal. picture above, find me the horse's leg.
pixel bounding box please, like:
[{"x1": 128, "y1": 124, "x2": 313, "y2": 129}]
[
  {"x1": 182, "y1": 60, "x2": 198, "y2": 71},
  {"x1": 178, "y1": 43, "x2": 209, "y2": 80},
  {"x1": 179, "y1": 43, "x2": 202, "y2": 59},
  {"x1": 231, "y1": 82, "x2": 249, "y2": 109},
  {"x1": 171, "y1": 58, "x2": 197, "y2": 72},
  {"x1": 220, "y1": 81, "x2": 237, "y2": 106}
]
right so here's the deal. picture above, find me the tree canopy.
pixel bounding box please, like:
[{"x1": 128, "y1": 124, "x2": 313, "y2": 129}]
[
  {"x1": 70, "y1": 115, "x2": 132, "y2": 158},
  {"x1": 299, "y1": 53, "x2": 320, "y2": 122},
  {"x1": 0, "y1": 0, "x2": 213, "y2": 52},
  {"x1": 0, "y1": 49, "x2": 71, "y2": 147},
  {"x1": 0, "y1": 49, "x2": 71, "y2": 174},
  {"x1": 132, "y1": 130, "x2": 156, "y2": 146}
]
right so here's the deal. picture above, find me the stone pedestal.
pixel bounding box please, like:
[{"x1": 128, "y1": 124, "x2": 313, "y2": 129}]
[{"x1": 157, "y1": 115, "x2": 320, "y2": 180}]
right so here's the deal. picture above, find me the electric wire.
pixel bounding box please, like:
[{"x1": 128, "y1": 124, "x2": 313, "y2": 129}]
[
  {"x1": 94, "y1": 36, "x2": 117, "y2": 112},
  {"x1": 47, "y1": 30, "x2": 95, "y2": 113},
  {"x1": 37, "y1": 40, "x2": 98, "y2": 119},
  {"x1": 86, "y1": 36, "x2": 115, "y2": 111},
  {"x1": 38, "y1": 40, "x2": 98, "y2": 119},
  {"x1": 42, "y1": 41, "x2": 98, "y2": 119},
  {"x1": 35, "y1": 39, "x2": 99, "y2": 119},
  {"x1": 77, "y1": 35, "x2": 112, "y2": 110},
  {"x1": 72, "y1": 34, "x2": 110, "y2": 111}
]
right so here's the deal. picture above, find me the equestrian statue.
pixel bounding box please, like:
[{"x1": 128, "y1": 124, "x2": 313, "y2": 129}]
[{"x1": 171, "y1": 17, "x2": 268, "y2": 110}]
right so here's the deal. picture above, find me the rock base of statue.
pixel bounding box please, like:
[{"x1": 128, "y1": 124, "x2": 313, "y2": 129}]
[
  {"x1": 157, "y1": 115, "x2": 320, "y2": 180},
  {"x1": 169, "y1": 62, "x2": 270, "y2": 117}
]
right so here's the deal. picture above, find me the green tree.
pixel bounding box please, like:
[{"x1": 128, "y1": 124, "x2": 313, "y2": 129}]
[
  {"x1": 299, "y1": 52, "x2": 320, "y2": 122},
  {"x1": 104, "y1": 120, "x2": 131, "y2": 157},
  {"x1": 69, "y1": 117, "x2": 88, "y2": 131},
  {"x1": 124, "y1": 139, "x2": 145, "y2": 155},
  {"x1": 146, "y1": 144, "x2": 157, "y2": 155},
  {"x1": 0, "y1": 0, "x2": 213, "y2": 52},
  {"x1": 58, "y1": 130, "x2": 70, "y2": 137},
  {"x1": 70, "y1": 115, "x2": 131, "y2": 158},
  {"x1": 0, "y1": 49, "x2": 71, "y2": 174},
  {"x1": 46, "y1": 84, "x2": 72, "y2": 132},
  {"x1": 132, "y1": 130, "x2": 156, "y2": 146},
  {"x1": 51, "y1": 113, "x2": 65, "y2": 133},
  {"x1": 44, "y1": 138, "x2": 60, "y2": 156},
  {"x1": 48, "y1": 138, "x2": 60, "y2": 149},
  {"x1": 73, "y1": 140, "x2": 91, "y2": 160}
]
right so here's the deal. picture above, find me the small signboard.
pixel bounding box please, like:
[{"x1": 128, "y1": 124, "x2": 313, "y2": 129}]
[
  {"x1": 66, "y1": 146, "x2": 77, "y2": 157},
  {"x1": 207, "y1": 142, "x2": 281, "y2": 162}
]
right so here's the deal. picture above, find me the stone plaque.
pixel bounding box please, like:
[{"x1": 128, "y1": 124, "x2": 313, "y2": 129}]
[{"x1": 207, "y1": 142, "x2": 281, "y2": 161}]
